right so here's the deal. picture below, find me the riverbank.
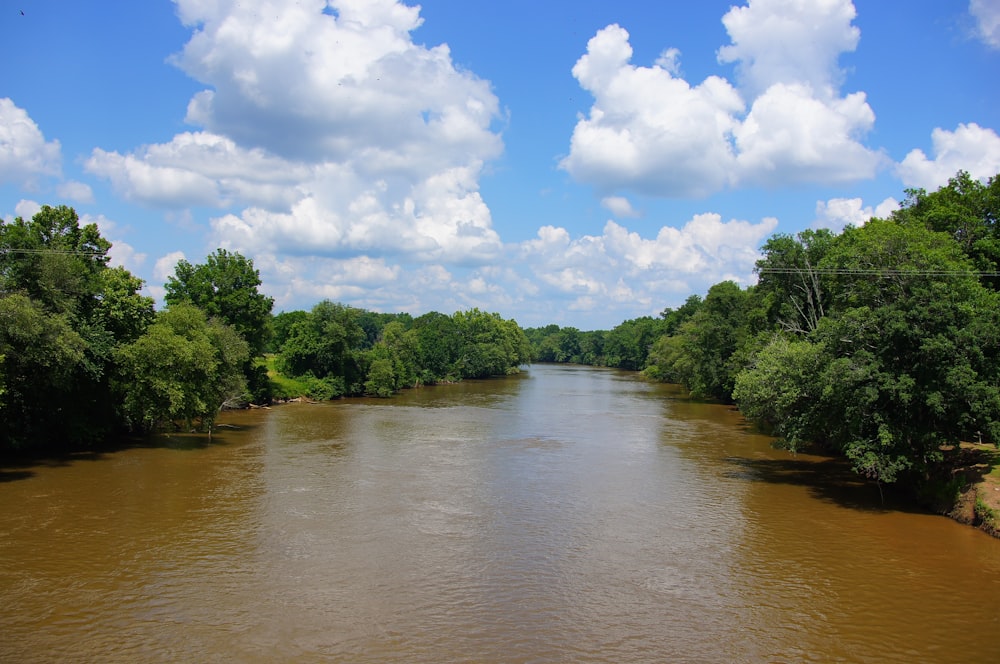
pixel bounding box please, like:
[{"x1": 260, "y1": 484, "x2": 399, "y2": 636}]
[{"x1": 941, "y1": 443, "x2": 1000, "y2": 537}]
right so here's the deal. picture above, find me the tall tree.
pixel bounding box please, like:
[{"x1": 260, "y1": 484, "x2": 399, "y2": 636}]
[
  {"x1": 892, "y1": 170, "x2": 1000, "y2": 288},
  {"x1": 165, "y1": 249, "x2": 274, "y2": 355},
  {"x1": 0, "y1": 206, "x2": 153, "y2": 449},
  {"x1": 114, "y1": 304, "x2": 249, "y2": 432}
]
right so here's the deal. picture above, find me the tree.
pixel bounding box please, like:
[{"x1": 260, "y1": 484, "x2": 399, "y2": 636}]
[
  {"x1": 892, "y1": 170, "x2": 1000, "y2": 289},
  {"x1": 165, "y1": 249, "x2": 273, "y2": 355},
  {"x1": 732, "y1": 334, "x2": 830, "y2": 447},
  {"x1": 0, "y1": 206, "x2": 153, "y2": 450},
  {"x1": 602, "y1": 316, "x2": 664, "y2": 370},
  {"x1": 278, "y1": 300, "x2": 366, "y2": 396},
  {"x1": 0, "y1": 294, "x2": 88, "y2": 448},
  {"x1": 752, "y1": 229, "x2": 836, "y2": 335},
  {"x1": 412, "y1": 311, "x2": 463, "y2": 381},
  {"x1": 114, "y1": 304, "x2": 249, "y2": 432},
  {"x1": 811, "y1": 219, "x2": 1000, "y2": 481},
  {"x1": 665, "y1": 281, "x2": 749, "y2": 400}
]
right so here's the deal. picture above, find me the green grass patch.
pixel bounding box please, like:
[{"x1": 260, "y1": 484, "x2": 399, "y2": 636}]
[{"x1": 259, "y1": 354, "x2": 311, "y2": 400}]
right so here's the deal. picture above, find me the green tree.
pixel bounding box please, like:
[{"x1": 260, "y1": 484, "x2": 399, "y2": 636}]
[
  {"x1": 0, "y1": 206, "x2": 153, "y2": 449},
  {"x1": 732, "y1": 334, "x2": 830, "y2": 447},
  {"x1": 603, "y1": 316, "x2": 664, "y2": 370},
  {"x1": 114, "y1": 303, "x2": 249, "y2": 432},
  {"x1": 752, "y1": 229, "x2": 837, "y2": 335},
  {"x1": 165, "y1": 249, "x2": 273, "y2": 355},
  {"x1": 812, "y1": 220, "x2": 1000, "y2": 481},
  {"x1": 0, "y1": 294, "x2": 88, "y2": 448},
  {"x1": 666, "y1": 281, "x2": 749, "y2": 400},
  {"x1": 412, "y1": 311, "x2": 463, "y2": 381},
  {"x1": 892, "y1": 170, "x2": 1000, "y2": 288},
  {"x1": 278, "y1": 300, "x2": 366, "y2": 396}
]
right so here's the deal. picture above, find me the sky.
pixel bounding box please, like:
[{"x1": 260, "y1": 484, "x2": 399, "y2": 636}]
[{"x1": 3, "y1": 0, "x2": 1000, "y2": 330}]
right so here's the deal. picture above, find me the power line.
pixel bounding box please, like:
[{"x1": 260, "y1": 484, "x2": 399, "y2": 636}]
[
  {"x1": 757, "y1": 267, "x2": 1000, "y2": 277},
  {"x1": 0, "y1": 247, "x2": 108, "y2": 257}
]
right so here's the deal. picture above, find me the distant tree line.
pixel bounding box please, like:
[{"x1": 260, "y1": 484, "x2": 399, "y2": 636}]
[
  {"x1": 529, "y1": 171, "x2": 1000, "y2": 487},
  {"x1": 270, "y1": 303, "x2": 531, "y2": 400},
  {"x1": 0, "y1": 206, "x2": 530, "y2": 452}
]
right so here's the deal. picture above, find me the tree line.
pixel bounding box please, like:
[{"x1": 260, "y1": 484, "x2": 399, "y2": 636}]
[
  {"x1": 528, "y1": 171, "x2": 1000, "y2": 488},
  {"x1": 0, "y1": 206, "x2": 530, "y2": 452}
]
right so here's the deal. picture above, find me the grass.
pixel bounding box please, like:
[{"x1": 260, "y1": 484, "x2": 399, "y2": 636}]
[{"x1": 259, "y1": 355, "x2": 311, "y2": 400}]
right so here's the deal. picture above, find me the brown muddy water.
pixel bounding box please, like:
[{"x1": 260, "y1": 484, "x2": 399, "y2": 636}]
[{"x1": 1, "y1": 364, "x2": 999, "y2": 663}]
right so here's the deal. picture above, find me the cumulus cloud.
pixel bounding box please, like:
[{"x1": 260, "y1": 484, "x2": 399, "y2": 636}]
[
  {"x1": 717, "y1": 0, "x2": 860, "y2": 97},
  {"x1": 12, "y1": 199, "x2": 42, "y2": 220},
  {"x1": 601, "y1": 195, "x2": 640, "y2": 218},
  {"x1": 86, "y1": 0, "x2": 505, "y2": 267},
  {"x1": 897, "y1": 123, "x2": 1000, "y2": 190},
  {"x1": 561, "y1": 24, "x2": 743, "y2": 197},
  {"x1": 172, "y1": 0, "x2": 500, "y2": 165},
  {"x1": 56, "y1": 180, "x2": 95, "y2": 204},
  {"x1": 970, "y1": 0, "x2": 1000, "y2": 48},
  {"x1": 0, "y1": 98, "x2": 62, "y2": 187},
  {"x1": 813, "y1": 196, "x2": 899, "y2": 232},
  {"x1": 86, "y1": 132, "x2": 310, "y2": 209},
  {"x1": 561, "y1": 0, "x2": 882, "y2": 197},
  {"x1": 237, "y1": 208, "x2": 777, "y2": 327},
  {"x1": 510, "y1": 213, "x2": 778, "y2": 323}
]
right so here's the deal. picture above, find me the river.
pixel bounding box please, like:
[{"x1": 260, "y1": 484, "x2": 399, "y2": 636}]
[{"x1": 1, "y1": 364, "x2": 999, "y2": 662}]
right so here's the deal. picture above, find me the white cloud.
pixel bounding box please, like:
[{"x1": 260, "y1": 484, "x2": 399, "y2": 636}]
[
  {"x1": 812, "y1": 196, "x2": 899, "y2": 232},
  {"x1": 734, "y1": 82, "x2": 881, "y2": 185},
  {"x1": 717, "y1": 0, "x2": 861, "y2": 97},
  {"x1": 897, "y1": 123, "x2": 1000, "y2": 190},
  {"x1": 970, "y1": 0, "x2": 1000, "y2": 48},
  {"x1": 561, "y1": 24, "x2": 743, "y2": 198},
  {"x1": 147, "y1": 250, "x2": 188, "y2": 302},
  {"x1": 87, "y1": 0, "x2": 505, "y2": 268},
  {"x1": 509, "y1": 213, "x2": 778, "y2": 324},
  {"x1": 14, "y1": 199, "x2": 42, "y2": 220},
  {"x1": 171, "y1": 0, "x2": 500, "y2": 165},
  {"x1": 601, "y1": 195, "x2": 640, "y2": 218},
  {"x1": 154, "y1": 251, "x2": 187, "y2": 283},
  {"x1": 56, "y1": 180, "x2": 95, "y2": 204},
  {"x1": 85, "y1": 132, "x2": 309, "y2": 209},
  {"x1": 562, "y1": 1, "x2": 882, "y2": 198},
  {"x1": 0, "y1": 98, "x2": 62, "y2": 187}
]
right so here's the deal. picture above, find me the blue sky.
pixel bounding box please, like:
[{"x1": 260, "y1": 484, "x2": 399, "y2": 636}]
[{"x1": 3, "y1": 0, "x2": 999, "y2": 329}]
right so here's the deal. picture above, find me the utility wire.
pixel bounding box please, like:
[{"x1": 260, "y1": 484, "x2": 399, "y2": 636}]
[
  {"x1": 757, "y1": 267, "x2": 1000, "y2": 277},
  {"x1": 0, "y1": 247, "x2": 108, "y2": 256}
]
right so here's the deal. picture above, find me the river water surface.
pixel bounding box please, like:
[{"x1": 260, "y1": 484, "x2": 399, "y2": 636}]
[{"x1": 2, "y1": 364, "x2": 999, "y2": 662}]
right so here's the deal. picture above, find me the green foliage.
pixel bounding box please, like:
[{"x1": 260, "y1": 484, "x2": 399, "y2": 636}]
[
  {"x1": 892, "y1": 170, "x2": 1000, "y2": 289},
  {"x1": 647, "y1": 172, "x2": 1000, "y2": 485},
  {"x1": 752, "y1": 229, "x2": 836, "y2": 334},
  {"x1": 114, "y1": 304, "x2": 249, "y2": 432},
  {"x1": 732, "y1": 334, "x2": 829, "y2": 447},
  {"x1": 165, "y1": 249, "x2": 274, "y2": 355},
  {"x1": 0, "y1": 206, "x2": 153, "y2": 450},
  {"x1": 525, "y1": 316, "x2": 663, "y2": 370},
  {"x1": 271, "y1": 304, "x2": 529, "y2": 398},
  {"x1": 0, "y1": 294, "x2": 89, "y2": 447},
  {"x1": 654, "y1": 281, "x2": 749, "y2": 401},
  {"x1": 278, "y1": 300, "x2": 366, "y2": 395}
]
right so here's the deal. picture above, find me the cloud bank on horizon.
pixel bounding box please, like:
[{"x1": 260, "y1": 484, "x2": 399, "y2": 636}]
[{"x1": 2, "y1": 0, "x2": 999, "y2": 328}]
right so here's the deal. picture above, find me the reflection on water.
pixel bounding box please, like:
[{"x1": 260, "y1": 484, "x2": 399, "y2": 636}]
[{"x1": 1, "y1": 364, "x2": 999, "y2": 662}]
